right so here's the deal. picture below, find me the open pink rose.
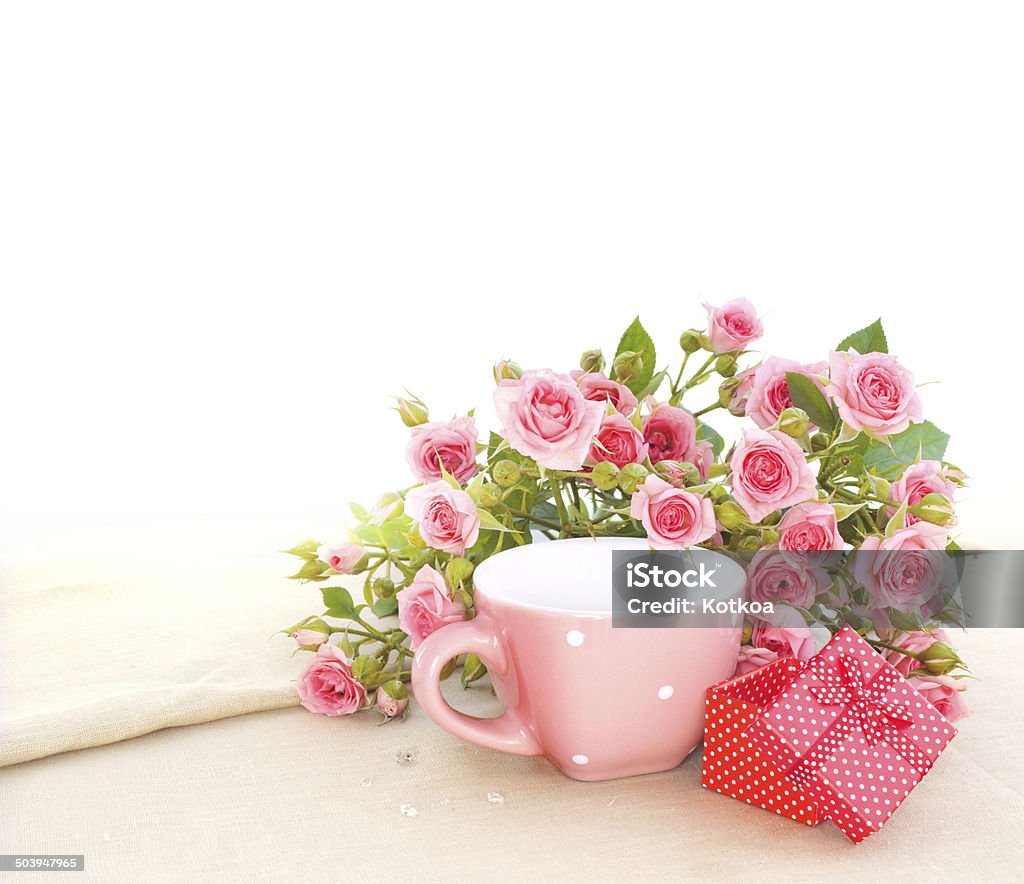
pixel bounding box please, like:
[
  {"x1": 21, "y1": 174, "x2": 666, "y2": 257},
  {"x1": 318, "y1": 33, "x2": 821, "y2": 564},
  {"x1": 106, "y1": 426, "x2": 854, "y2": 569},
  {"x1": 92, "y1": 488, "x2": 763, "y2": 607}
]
[
  {"x1": 406, "y1": 416, "x2": 478, "y2": 484},
  {"x1": 629, "y1": 475, "x2": 715, "y2": 549},
  {"x1": 703, "y1": 298, "x2": 763, "y2": 353},
  {"x1": 493, "y1": 369, "x2": 604, "y2": 470},
  {"x1": 854, "y1": 523, "x2": 952, "y2": 613},
  {"x1": 827, "y1": 350, "x2": 923, "y2": 438},
  {"x1": 888, "y1": 460, "x2": 958, "y2": 526},
  {"x1": 883, "y1": 629, "x2": 951, "y2": 678},
  {"x1": 396, "y1": 564, "x2": 466, "y2": 649},
  {"x1": 908, "y1": 675, "x2": 971, "y2": 722},
  {"x1": 729, "y1": 428, "x2": 816, "y2": 524},
  {"x1": 643, "y1": 404, "x2": 698, "y2": 465},
  {"x1": 405, "y1": 481, "x2": 480, "y2": 555},
  {"x1": 317, "y1": 542, "x2": 366, "y2": 574},
  {"x1": 734, "y1": 645, "x2": 780, "y2": 676},
  {"x1": 570, "y1": 370, "x2": 639, "y2": 416},
  {"x1": 297, "y1": 643, "x2": 368, "y2": 716},
  {"x1": 746, "y1": 548, "x2": 829, "y2": 610},
  {"x1": 745, "y1": 356, "x2": 827, "y2": 430},
  {"x1": 750, "y1": 622, "x2": 817, "y2": 661},
  {"x1": 589, "y1": 412, "x2": 648, "y2": 468},
  {"x1": 778, "y1": 501, "x2": 844, "y2": 552}
]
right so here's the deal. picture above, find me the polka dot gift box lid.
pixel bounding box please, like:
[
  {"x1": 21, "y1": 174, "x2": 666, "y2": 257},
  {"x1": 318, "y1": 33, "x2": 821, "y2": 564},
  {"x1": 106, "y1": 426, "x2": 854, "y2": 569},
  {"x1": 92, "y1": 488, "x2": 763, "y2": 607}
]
[{"x1": 741, "y1": 626, "x2": 958, "y2": 843}]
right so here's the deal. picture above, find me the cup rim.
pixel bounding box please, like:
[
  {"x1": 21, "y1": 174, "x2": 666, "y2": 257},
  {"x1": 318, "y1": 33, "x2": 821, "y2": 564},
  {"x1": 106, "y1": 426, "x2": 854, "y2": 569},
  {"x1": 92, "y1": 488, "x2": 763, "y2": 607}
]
[{"x1": 472, "y1": 536, "x2": 747, "y2": 617}]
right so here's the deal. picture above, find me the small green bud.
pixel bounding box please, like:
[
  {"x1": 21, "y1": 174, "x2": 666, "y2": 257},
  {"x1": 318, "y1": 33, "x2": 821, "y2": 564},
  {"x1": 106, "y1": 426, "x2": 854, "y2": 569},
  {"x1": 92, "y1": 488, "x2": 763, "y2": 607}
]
[
  {"x1": 715, "y1": 353, "x2": 737, "y2": 378},
  {"x1": 351, "y1": 655, "x2": 383, "y2": 682},
  {"x1": 461, "y1": 653, "x2": 488, "y2": 687},
  {"x1": 373, "y1": 576, "x2": 395, "y2": 598},
  {"x1": 579, "y1": 349, "x2": 605, "y2": 373},
  {"x1": 921, "y1": 641, "x2": 964, "y2": 676},
  {"x1": 617, "y1": 462, "x2": 648, "y2": 494},
  {"x1": 741, "y1": 623, "x2": 753, "y2": 644},
  {"x1": 654, "y1": 459, "x2": 700, "y2": 487},
  {"x1": 479, "y1": 482, "x2": 502, "y2": 509},
  {"x1": 760, "y1": 527, "x2": 780, "y2": 547},
  {"x1": 492, "y1": 459, "x2": 522, "y2": 488},
  {"x1": 776, "y1": 406, "x2": 810, "y2": 439},
  {"x1": 913, "y1": 493, "x2": 955, "y2": 526},
  {"x1": 394, "y1": 394, "x2": 429, "y2": 427},
  {"x1": 590, "y1": 461, "x2": 620, "y2": 491},
  {"x1": 612, "y1": 350, "x2": 644, "y2": 384},
  {"x1": 679, "y1": 330, "x2": 703, "y2": 354},
  {"x1": 715, "y1": 500, "x2": 749, "y2": 531},
  {"x1": 810, "y1": 432, "x2": 830, "y2": 452},
  {"x1": 493, "y1": 359, "x2": 522, "y2": 383},
  {"x1": 718, "y1": 376, "x2": 742, "y2": 409},
  {"x1": 445, "y1": 556, "x2": 475, "y2": 588},
  {"x1": 737, "y1": 533, "x2": 764, "y2": 552}
]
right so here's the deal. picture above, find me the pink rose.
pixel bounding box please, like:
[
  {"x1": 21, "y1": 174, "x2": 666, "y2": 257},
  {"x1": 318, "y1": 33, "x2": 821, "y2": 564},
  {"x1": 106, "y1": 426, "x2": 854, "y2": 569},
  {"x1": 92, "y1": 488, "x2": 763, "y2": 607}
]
[
  {"x1": 729, "y1": 428, "x2": 816, "y2": 524},
  {"x1": 589, "y1": 412, "x2": 648, "y2": 468},
  {"x1": 629, "y1": 475, "x2": 716, "y2": 549},
  {"x1": 317, "y1": 542, "x2": 366, "y2": 574},
  {"x1": 908, "y1": 675, "x2": 971, "y2": 723},
  {"x1": 703, "y1": 298, "x2": 763, "y2": 353},
  {"x1": 734, "y1": 645, "x2": 780, "y2": 676},
  {"x1": 777, "y1": 501, "x2": 844, "y2": 552},
  {"x1": 493, "y1": 369, "x2": 604, "y2": 470},
  {"x1": 375, "y1": 686, "x2": 409, "y2": 719},
  {"x1": 405, "y1": 416, "x2": 479, "y2": 484},
  {"x1": 292, "y1": 628, "x2": 329, "y2": 648},
  {"x1": 396, "y1": 564, "x2": 466, "y2": 649},
  {"x1": 570, "y1": 370, "x2": 639, "y2": 416},
  {"x1": 888, "y1": 460, "x2": 958, "y2": 526},
  {"x1": 405, "y1": 481, "x2": 480, "y2": 555},
  {"x1": 643, "y1": 404, "x2": 698, "y2": 465},
  {"x1": 883, "y1": 629, "x2": 951, "y2": 678},
  {"x1": 854, "y1": 523, "x2": 952, "y2": 613},
  {"x1": 745, "y1": 356, "x2": 828, "y2": 430},
  {"x1": 750, "y1": 622, "x2": 817, "y2": 661},
  {"x1": 726, "y1": 368, "x2": 757, "y2": 417},
  {"x1": 297, "y1": 643, "x2": 368, "y2": 716},
  {"x1": 746, "y1": 548, "x2": 829, "y2": 610},
  {"x1": 827, "y1": 350, "x2": 923, "y2": 438}
]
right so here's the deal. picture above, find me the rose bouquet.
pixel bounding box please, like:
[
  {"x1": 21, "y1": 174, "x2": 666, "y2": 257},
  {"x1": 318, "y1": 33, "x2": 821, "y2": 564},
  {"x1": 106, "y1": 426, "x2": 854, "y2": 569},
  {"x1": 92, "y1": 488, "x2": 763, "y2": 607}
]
[{"x1": 282, "y1": 302, "x2": 970, "y2": 724}]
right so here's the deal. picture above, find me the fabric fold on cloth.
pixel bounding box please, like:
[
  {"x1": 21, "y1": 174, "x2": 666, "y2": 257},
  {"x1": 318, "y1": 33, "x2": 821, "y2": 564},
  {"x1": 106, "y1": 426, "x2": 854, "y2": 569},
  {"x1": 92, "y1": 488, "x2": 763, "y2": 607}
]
[{"x1": 0, "y1": 515, "x2": 343, "y2": 767}]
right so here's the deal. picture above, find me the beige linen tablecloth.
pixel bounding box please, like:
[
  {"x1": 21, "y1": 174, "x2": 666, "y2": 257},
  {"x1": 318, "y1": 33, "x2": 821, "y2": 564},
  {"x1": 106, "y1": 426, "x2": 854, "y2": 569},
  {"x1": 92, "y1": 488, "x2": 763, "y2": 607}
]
[{"x1": 2, "y1": 518, "x2": 1023, "y2": 882}]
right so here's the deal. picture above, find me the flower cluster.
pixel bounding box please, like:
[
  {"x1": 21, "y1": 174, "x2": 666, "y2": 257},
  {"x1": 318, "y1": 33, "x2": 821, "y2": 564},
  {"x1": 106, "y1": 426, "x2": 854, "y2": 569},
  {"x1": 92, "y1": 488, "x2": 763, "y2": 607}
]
[{"x1": 282, "y1": 303, "x2": 970, "y2": 723}]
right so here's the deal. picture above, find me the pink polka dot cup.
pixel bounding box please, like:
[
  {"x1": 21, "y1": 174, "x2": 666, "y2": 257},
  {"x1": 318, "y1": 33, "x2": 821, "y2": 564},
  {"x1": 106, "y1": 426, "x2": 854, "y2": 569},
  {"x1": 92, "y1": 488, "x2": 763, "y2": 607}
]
[{"x1": 411, "y1": 537, "x2": 745, "y2": 781}]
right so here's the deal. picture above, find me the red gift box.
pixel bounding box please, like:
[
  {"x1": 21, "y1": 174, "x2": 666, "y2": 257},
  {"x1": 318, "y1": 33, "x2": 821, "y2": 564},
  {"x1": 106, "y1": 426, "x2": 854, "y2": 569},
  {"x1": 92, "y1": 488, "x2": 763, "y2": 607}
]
[{"x1": 702, "y1": 626, "x2": 957, "y2": 842}]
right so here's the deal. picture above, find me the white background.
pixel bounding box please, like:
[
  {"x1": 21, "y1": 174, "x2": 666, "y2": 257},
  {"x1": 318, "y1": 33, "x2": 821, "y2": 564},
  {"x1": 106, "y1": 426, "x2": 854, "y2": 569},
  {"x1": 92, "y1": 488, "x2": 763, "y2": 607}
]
[{"x1": 2, "y1": 2, "x2": 1023, "y2": 545}]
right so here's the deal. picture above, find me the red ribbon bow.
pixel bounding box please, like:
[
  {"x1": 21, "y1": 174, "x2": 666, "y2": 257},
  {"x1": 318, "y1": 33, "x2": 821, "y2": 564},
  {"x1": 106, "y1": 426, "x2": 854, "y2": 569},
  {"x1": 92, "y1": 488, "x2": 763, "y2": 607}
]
[{"x1": 809, "y1": 653, "x2": 914, "y2": 746}]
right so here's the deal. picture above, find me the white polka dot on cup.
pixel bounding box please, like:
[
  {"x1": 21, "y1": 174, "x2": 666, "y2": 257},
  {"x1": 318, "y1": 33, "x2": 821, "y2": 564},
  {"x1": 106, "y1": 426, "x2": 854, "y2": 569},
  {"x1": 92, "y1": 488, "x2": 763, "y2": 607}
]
[
  {"x1": 565, "y1": 630, "x2": 584, "y2": 647},
  {"x1": 657, "y1": 685, "x2": 674, "y2": 700},
  {"x1": 572, "y1": 754, "x2": 589, "y2": 765}
]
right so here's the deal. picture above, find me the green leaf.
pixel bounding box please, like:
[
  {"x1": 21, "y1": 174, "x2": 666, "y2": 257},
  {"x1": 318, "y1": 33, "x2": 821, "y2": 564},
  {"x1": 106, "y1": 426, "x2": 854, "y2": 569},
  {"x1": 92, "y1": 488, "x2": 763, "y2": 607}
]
[
  {"x1": 636, "y1": 368, "x2": 668, "y2": 401},
  {"x1": 696, "y1": 419, "x2": 724, "y2": 458},
  {"x1": 322, "y1": 585, "x2": 358, "y2": 618},
  {"x1": 371, "y1": 596, "x2": 399, "y2": 618},
  {"x1": 785, "y1": 372, "x2": 836, "y2": 432},
  {"x1": 614, "y1": 316, "x2": 656, "y2": 396},
  {"x1": 283, "y1": 539, "x2": 321, "y2": 560},
  {"x1": 287, "y1": 558, "x2": 329, "y2": 580},
  {"x1": 478, "y1": 509, "x2": 518, "y2": 533},
  {"x1": 863, "y1": 421, "x2": 950, "y2": 478},
  {"x1": 831, "y1": 502, "x2": 865, "y2": 522},
  {"x1": 836, "y1": 318, "x2": 888, "y2": 354}
]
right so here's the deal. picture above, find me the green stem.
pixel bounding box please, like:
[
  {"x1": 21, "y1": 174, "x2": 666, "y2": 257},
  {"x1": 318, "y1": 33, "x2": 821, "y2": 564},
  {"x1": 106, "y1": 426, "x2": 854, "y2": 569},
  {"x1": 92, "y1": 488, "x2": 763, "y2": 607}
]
[
  {"x1": 692, "y1": 402, "x2": 722, "y2": 418},
  {"x1": 549, "y1": 476, "x2": 571, "y2": 537}
]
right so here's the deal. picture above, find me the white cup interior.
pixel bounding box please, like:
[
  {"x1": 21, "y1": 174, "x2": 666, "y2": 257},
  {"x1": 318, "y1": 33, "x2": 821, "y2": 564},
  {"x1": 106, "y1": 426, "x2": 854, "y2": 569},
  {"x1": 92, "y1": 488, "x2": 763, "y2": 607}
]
[{"x1": 472, "y1": 536, "x2": 747, "y2": 614}]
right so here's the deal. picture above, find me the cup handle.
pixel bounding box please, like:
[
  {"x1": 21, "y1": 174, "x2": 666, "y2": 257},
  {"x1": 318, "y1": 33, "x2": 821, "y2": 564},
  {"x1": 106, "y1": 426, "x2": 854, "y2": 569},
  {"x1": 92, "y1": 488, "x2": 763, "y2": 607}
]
[{"x1": 411, "y1": 616, "x2": 542, "y2": 756}]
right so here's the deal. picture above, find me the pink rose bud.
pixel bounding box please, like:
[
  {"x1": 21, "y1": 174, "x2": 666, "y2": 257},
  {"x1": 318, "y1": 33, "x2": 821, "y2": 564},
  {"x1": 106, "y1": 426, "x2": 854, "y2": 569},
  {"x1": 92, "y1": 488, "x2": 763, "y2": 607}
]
[
  {"x1": 406, "y1": 416, "x2": 479, "y2": 484},
  {"x1": 702, "y1": 298, "x2": 763, "y2": 353},
  {"x1": 882, "y1": 629, "x2": 952, "y2": 677},
  {"x1": 826, "y1": 350, "x2": 923, "y2": 438},
  {"x1": 376, "y1": 684, "x2": 409, "y2": 719},
  {"x1": 317, "y1": 542, "x2": 367, "y2": 574},
  {"x1": 907, "y1": 674, "x2": 971, "y2": 723},
  {"x1": 493, "y1": 369, "x2": 604, "y2": 471},
  {"x1": 292, "y1": 628, "x2": 330, "y2": 648},
  {"x1": 394, "y1": 393, "x2": 429, "y2": 427},
  {"x1": 888, "y1": 460, "x2": 958, "y2": 527},
  {"x1": 493, "y1": 359, "x2": 522, "y2": 383},
  {"x1": 405, "y1": 481, "x2": 480, "y2": 555}
]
